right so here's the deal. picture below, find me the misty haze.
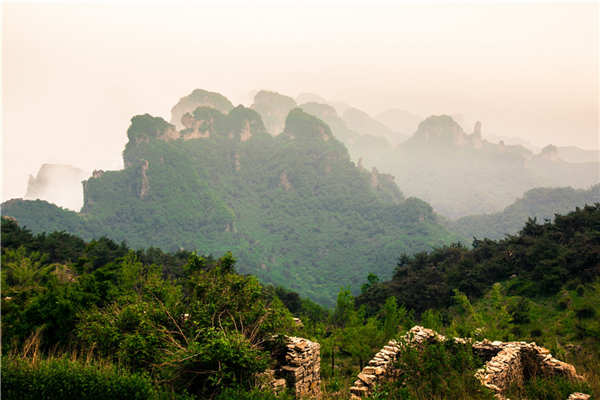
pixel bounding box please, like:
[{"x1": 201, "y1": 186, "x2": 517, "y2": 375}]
[{"x1": 1, "y1": 2, "x2": 599, "y2": 400}]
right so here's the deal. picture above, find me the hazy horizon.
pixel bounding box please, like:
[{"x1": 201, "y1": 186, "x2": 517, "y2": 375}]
[{"x1": 2, "y1": 1, "x2": 599, "y2": 203}]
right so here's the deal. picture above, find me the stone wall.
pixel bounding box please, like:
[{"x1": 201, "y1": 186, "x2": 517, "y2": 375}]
[
  {"x1": 474, "y1": 340, "x2": 586, "y2": 399},
  {"x1": 262, "y1": 336, "x2": 321, "y2": 399},
  {"x1": 350, "y1": 326, "x2": 588, "y2": 400},
  {"x1": 350, "y1": 326, "x2": 444, "y2": 399}
]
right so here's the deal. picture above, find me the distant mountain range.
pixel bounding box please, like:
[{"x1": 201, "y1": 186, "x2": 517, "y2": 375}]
[
  {"x1": 448, "y1": 184, "x2": 600, "y2": 241},
  {"x1": 2, "y1": 94, "x2": 457, "y2": 306},
  {"x1": 4, "y1": 88, "x2": 598, "y2": 306}
]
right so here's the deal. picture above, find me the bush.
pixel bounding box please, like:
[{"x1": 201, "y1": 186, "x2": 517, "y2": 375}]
[
  {"x1": 1, "y1": 356, "x2": 157, "y2": 400},
  {"x1": 505, "y1": 376, "x2": 591, "y2": 400}
]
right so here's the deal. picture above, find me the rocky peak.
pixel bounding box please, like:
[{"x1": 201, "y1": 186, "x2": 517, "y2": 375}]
[
  {"x1": 538, "y1": 144, "x2": 560, "y2": 161},
  {"x1": 180, "y1": 105, "x2": 269, "y2": 142},
  {"x1": 281, "y1": 108, "x2": 334, "y2": 143},
  {"x1": 127, "y1": 114, "x2": 179, "y2": 144},
  {"x1": 410, "y1": 115, "x2": 467, "y2": 147},
  {"x1": 170, "y1": 89, "x2": 234, "y2": 129},
  {"x1": 473, "y1": 121, "x2": 482, "y2": 137},
  {"x1": 251, "y1": 90, "x2": 297, "y2": 135}
]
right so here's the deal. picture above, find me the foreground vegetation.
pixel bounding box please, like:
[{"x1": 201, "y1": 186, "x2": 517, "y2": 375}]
[{"x1": 2, "y1": 204, "x2": 599, "y2": 398}]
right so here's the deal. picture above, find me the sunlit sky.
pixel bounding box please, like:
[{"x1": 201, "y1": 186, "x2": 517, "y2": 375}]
[{"x1": 2, "y1": 1, "x2": 599, "y2": 201}]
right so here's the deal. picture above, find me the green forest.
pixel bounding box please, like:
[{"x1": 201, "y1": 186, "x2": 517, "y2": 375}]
[
  {"x1": 2, "y1": 204, "x2": 599, "y2": 399},
  {"x1": 2, "y1": 107, "x2": 456, "y2": 306}
]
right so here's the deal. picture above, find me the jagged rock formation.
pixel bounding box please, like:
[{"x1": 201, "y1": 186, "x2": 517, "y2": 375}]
[
  {"x1": 262, "y1": 336, "x2": 321, "y2": 399},
  {"x1": 170, "y1": 89, "x2": 234, "y2": 129},
  {"x1": 350, "y1": 326, "x2": 588, "y2": 400},
  {"x1": 251, "y1": 90, "x2": 297, "y2": 135},
  {"x1": 24, "y1": 163, "x2": 88, "y2": 211}
]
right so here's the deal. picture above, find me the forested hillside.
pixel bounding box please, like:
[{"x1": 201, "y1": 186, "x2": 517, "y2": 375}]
[
  {"x1": 449, "y1": 185, "x2": 600, "y2": 240},
  {"x1": 2, "y1": 205, "x2": 598, "y2": 399},
  {"x1": 1, "y1": 101, "x2": 456, "y2": 306}
]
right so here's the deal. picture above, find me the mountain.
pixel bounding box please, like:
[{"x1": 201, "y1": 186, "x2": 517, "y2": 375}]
[
  {"x1": 295, "y1": 92, "x2": 328, "y2": 104},
  {"x1": 2, "y1": 96, "x2": 456, "y2": 306},
  {"x1": 342, "y1": 107, "x2": 408, "y2": 145},
  {"x1": 24, "y1": 163, "x2": 88, "y2": 211},
  {"x1": 250, "y1": 90, "x2": 297, "y2": 135},
  {"x1": 358, "y1": 203, "x2": 600, "y2": 315},
  {"x1": 170, "y1": 88, "x2": 234, "y2": 129},
  {"x1": 376, "y1": 115, "x2": 599, "y2": 218},
  {"x1": 448, "y1": 184, "x2": 600, "y2": 241},
  {"x1": 556, "y1": 145, "x2": 600, "y2": 164},
  {"x1": 374, "y1": 108, "x2": 423, "y2": 141}
]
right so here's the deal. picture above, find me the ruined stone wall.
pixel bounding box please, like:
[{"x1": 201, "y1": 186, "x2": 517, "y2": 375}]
[
  {"x1": 474, "y1": 340, "x2": 586, "y2": 399},
  {"x1": 350, "y1": 326, "x2": 444, "y2": 399},
  {"x1": 350, "y1": 326, "x2": 588, "y2": 400},
  {"x1": 262, "y1": 336, "x2": 321, "y2": 399}
]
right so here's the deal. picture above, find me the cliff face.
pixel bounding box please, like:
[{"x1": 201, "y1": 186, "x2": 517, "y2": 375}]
[{"x1": 24, "y1": 164, "x2": 88, "y2": 211}]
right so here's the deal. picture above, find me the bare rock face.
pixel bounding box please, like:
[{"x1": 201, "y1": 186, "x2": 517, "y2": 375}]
[
  {"x1": 170, "y1": 89, "x2": 234, "y2": 129},
  {"x1": 24, "y1": 164, "x2": 88, "y2": 211},
  {"x1": 350, "y1": 326, "x2": 589, "y2": 400},
  {"x1": 139, "y1": 160, "x2": 150, "y2": 199}
]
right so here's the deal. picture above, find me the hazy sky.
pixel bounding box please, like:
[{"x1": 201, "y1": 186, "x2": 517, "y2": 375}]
[{"x1": 2, "y1": 1, "x2": 599, "y2": 202}]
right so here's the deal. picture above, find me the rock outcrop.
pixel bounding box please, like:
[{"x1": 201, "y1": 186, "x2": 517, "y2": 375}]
[{"x1": 350, "y1": 326, "x2": 588, "y2": 400}]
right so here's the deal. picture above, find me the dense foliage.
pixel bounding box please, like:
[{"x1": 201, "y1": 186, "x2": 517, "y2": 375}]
[
  {"x1": 2, "y1": 106, "x2": 456, "y2": 306},
  {"x1": 368, "y1": 341, "x2": 494, "y2": 400},
  {"x1": 2, "y1": 205, "x2": 599, "y2": 398},
  {"x1": 1, "y1": 357, "x2": 161, "y2": 400},
  {"x1": 449, "y1": 185, "x2": 600, "y2": 241},
  {"x1": 1, "y1": 218, "x2": 294, "y2": 398},
  {"x1": 358, "y1": 204, "x2": 600, "y2": 314}
]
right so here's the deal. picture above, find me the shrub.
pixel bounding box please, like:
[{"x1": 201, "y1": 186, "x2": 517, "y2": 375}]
[{"x1": 1, "y1": 356, "x2": 157, "y2": 400}]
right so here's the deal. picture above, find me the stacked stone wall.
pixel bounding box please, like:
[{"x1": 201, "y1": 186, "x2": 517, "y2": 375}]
[
  {"x1": 350, "y1": 326, "x2": 588, "y2": 400},
  {"x1": 262, "y1": 336, "x2": 321, "y2": 399}
]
